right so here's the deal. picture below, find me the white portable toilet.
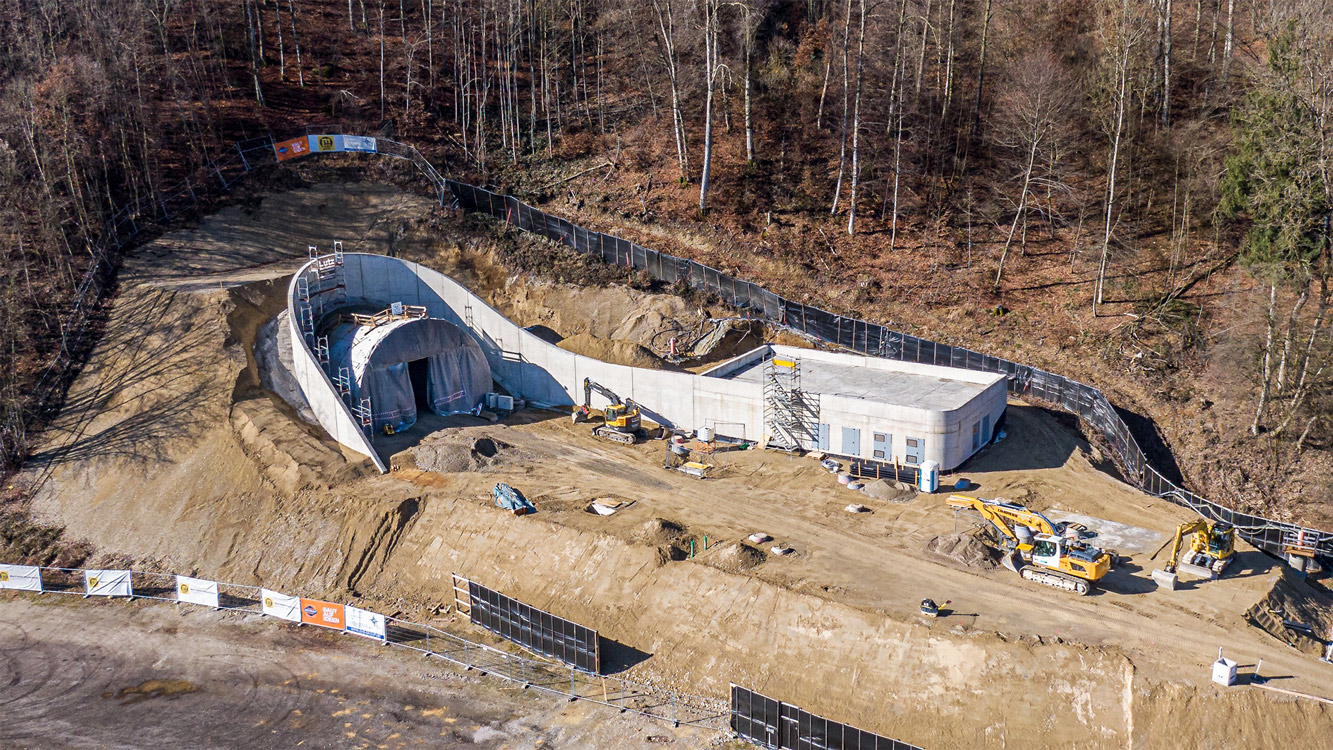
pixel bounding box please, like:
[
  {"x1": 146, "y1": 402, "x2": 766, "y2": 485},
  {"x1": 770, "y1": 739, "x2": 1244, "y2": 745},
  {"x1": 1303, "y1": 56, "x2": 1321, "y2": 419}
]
[
  {"x1": 1211, "y1": 650, "x2": 1237, "y2": 686},
  {"x1": 919, "y1": 461, "x2": 940, "y2": 493}
]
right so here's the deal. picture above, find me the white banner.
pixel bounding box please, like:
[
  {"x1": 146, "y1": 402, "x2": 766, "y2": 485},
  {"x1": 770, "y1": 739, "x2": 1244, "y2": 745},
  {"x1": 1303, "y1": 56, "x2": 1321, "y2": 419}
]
[
  {"x1": 345, "y1": 605, "x2": 386, "y2": 641},
  {"x1": 175, "y1": 575, "x2": 219, "y2": 608},
  {"x1": 84, "y1": 569, "x2": 132, "y2": 598},
  {"x1": 340, "y1": 135, "x2": 377, "y2": 153},
  {"x1": 0, "y1": 564, "x2": 42, "y2": 592},
  {"x1": 261, "y1": 588, "x2": 301, "y2": 622}
]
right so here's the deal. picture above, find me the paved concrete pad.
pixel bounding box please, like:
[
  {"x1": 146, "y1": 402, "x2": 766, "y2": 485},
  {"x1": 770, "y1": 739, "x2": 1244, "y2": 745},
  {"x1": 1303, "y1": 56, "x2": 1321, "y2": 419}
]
[{"x1": 1047, "y1": 511, "x2": 1166, "y2": 554}]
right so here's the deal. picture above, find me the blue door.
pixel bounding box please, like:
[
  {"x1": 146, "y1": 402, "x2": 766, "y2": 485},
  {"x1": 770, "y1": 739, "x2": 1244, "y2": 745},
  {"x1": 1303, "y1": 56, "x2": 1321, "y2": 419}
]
[
  {"x1": 873, "y1": 432, "x2": 891, "y2": 460},
  {"x1": 816, "y1": 423, "x2": 830, "y2": 451},
  {"x1": 972, "y1": 422, "x2": 981, "y2": 452},
  {"x1": 841, "y1": 427, "x2": 861, "y2": 456},
  {"x1": 982, "y1": 414, "x2": 992, "y2": 444}
]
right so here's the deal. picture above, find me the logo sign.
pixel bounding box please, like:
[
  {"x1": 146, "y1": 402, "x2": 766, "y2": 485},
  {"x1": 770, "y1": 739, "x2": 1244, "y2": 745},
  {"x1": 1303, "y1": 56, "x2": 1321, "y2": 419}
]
[
  {"x1": 273, "y1": 137, "x2": 310, "y2": 162},
  {"x1": 345, "y1": 605, "x2": 387, "y2": 641},
  {"x1": 314, "y1": 134, "x2": 337, "y2": 152},
  {"x1": 84, "y1": 569, "x2": 132, "y2": 598},
  {"x1": 261, "y1": 588, "x2": 301, "y2": 622},
  {"x1": 175, "y1": 575, "x2": 220, "y2": 608},
  {"x1": 299, "y1": 598, "x2": 346, "y2": 630},
  {"x1": 0, "y1": 564, "x2": 42, "y2": 592}
]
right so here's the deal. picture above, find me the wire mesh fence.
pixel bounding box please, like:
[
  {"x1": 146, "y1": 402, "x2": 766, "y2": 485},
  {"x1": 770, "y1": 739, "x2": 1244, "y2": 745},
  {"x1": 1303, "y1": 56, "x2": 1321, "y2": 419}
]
[{"x1": 4, "y1": 563, "x2": 729, "y2": 734}]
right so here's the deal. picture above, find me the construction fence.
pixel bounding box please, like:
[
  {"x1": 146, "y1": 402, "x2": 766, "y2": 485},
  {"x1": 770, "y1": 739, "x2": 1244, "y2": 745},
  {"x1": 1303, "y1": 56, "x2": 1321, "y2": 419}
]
[
  {"x1": 0, "y1": 562, "x2": 727, "y2": 733},
  {"x1": 16, "y1": 127, "x2": 1331, "y2": 561}
]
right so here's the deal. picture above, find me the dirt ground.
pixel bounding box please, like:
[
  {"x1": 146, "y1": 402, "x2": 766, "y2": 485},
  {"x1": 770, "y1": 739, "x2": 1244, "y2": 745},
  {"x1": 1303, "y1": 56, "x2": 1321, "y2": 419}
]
[
  {"x1": 19, "y1": 183, "x2": 1333, "y2": 749},
  {"x1": 0, "y1": 595, "x2": 713, "y2": 749}
]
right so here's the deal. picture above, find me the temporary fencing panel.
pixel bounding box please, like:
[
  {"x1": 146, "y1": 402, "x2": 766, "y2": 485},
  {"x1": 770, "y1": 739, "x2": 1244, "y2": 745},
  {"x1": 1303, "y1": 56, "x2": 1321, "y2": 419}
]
[
  {"x1": 466, "y1": 580, "x2": 600, "y2": 674},
  {"x1": 0, "y1": 564, "x2": 42, "y2": 592},
  {"x1": 731, "y1": 685, "x2": 924, "y2": 750},
  {"x1": 345, "y1": 605, "x2": 387, "y2": 642},
  {"x1": 84, "y1": 569, "x2": 133, "y2": 598},
  {"x1": 273, "y1": 136, "x2": 311, "y2": 161},
  {"x1": 300, "y1": 598, "x2": 347, "y2": 630},
  {"x1": 262, "y1": 588, "x2": 302, "y2": 622},
  {"x1": 175, "y1": 575, "x2": 219, "y2": 608}
]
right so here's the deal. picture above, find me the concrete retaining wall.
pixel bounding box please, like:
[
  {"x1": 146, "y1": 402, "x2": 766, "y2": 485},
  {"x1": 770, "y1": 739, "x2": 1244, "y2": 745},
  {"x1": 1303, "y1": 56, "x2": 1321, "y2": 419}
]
[{"x1": 290, "y1": 253, "x2": 1005, "y2": 472}]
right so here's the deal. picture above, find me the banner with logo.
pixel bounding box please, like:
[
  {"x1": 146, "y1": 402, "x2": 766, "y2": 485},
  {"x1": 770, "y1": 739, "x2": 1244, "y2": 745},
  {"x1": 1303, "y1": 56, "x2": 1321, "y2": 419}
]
[
  {"x1": 305, "y1": 134, "x2": 378, "y2": 154},
  {"x1": 0, "y1": 564, "x2": 42, "y2": 592},
  {"x1": 300, "y1": 598, "x2": 346, "y2": 630},
  {"x1": 175, "y1": 575, "x2": 219, "y2": 608},
  {"x1": 84, "y1": 569, "x2": 132, "y2": 597},
  {"x1": 273, "y1": 137, "x2": 311, "y2": 161},
  {"x1": 345, "y1": 605, "x2": 386, "y2": 641},
  {"x1": 261, "y1": 588, "x2": 302, "y2": 622}
]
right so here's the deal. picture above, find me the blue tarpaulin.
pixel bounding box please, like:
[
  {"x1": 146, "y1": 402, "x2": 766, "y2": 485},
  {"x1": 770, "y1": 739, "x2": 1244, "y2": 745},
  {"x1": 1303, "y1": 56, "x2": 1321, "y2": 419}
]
[{"x1": 493, "y1": 483, "x2": 535, "y2": 515}]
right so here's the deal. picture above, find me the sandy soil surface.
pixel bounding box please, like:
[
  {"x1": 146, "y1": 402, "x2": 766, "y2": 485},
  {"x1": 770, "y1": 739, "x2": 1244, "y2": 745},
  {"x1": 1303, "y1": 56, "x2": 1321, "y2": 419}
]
[
  {"x1": 0, "y1": 595, "x2": 713, "y2": 749},
  {"x1": 20, "y1": 182, "x2": 1333, "y2": 748}
]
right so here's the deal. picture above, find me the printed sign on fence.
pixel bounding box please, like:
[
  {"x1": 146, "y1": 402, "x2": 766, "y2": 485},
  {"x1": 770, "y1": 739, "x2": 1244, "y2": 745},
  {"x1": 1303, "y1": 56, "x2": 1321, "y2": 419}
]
[
  {"x1": 0, "y1": 564, "x2": 42, "y2": 592},
  {"x1": 84, "y1": 569, "x2": 132, "y2": 597},
  {"x1": 300, "y1": 598, "x2": 346, "y2": 630},
  {"x1": 344, "y1": 605, "x2": 386, "y2": 641},
  {"x1": 340, "y1": 135, "x2": 377, "y2": 153},
  {"x1": 261, "y1": 588, "x2": 302, "y2": 622},
  {"x1": 307, "y1": 134, "x2": 338, "y2": 153},
  {"x1": 175, "y1": 575, "x2": 219, "y2": 608},
  {"x1": 273, "y1": 137, "x2": 311, "y2": 161}
]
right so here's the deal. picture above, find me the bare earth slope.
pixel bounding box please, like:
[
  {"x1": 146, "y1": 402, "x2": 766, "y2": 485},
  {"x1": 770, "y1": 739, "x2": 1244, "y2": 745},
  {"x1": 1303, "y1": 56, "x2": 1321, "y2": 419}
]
[{"x1": 19, "y1": 183, "x2": 1333, "y2": 749}]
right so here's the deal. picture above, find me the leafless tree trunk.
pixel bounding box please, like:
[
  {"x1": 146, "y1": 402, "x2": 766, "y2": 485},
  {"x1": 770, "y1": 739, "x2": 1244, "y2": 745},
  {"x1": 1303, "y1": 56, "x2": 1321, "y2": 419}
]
[
  {"x1": 652, "y1": 0, "x2": 689, "y2": 180},
  {"x1": 1160, "y1": 0, "x2": 1172, "y2": 126},
  {"x1": 971, "y1": 0, "x2": 994, "y2": 138},
  {"x1": 1252, "y1": 282, "x2": 1278, "y2": 435},
  {"x1": 1095, "y1": 0, "x2": 1140, "y2": 315},
  {"x1": 831, "y1": 0, "x2": 853, "y2": 214},
  {"x1": 289, "y1": 1, "x2": 305, "y2": 86},
  {"x1": 699, "y1": 0, "x2": 719, "y2": 212},
  {"x1": 846, "y1": 0, "x2": 867, "y2": 235}
]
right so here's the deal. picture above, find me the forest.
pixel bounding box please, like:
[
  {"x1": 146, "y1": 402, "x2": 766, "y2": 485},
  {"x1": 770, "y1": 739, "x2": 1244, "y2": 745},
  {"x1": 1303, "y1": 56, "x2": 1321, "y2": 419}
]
[{"x1": 0, "y1": 0, "x2": 1330, "y2": 525}]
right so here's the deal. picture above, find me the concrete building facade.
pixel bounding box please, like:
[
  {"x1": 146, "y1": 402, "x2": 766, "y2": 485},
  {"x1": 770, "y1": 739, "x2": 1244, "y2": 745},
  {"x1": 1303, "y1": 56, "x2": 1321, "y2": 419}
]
[{"x1": 286, "y1": 252, "x2": 1006, "y2": 472}]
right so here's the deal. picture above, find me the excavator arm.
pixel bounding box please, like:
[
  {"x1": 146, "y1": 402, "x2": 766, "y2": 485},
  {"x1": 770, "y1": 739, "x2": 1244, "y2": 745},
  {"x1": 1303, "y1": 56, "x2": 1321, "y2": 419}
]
[
  {"x1": 1164, "y1": 520, "x2": 1208, "y2": 574},
  {"x1": 583, "y1": 378, "x2": 623, "y2": 409},
  {"x1": 946, "y1": 494, "x2": 1059, "y2": 548}
]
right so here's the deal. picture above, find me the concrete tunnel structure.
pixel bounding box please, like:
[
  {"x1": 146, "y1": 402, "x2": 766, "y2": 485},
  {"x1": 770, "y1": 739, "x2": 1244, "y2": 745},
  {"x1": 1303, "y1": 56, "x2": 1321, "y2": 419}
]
[{"x1": 286, "y1": 252, "x2": 1007, "y2": 473}]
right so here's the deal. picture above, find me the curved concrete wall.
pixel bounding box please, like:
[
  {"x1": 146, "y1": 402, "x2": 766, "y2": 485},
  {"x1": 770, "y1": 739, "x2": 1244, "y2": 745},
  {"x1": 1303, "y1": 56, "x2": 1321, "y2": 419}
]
[
  {"x1": 289, "y1": 252, "x2": 1005, "y2": 473},
  {"x1": 285, "y1": 269, "x2": 387, "y2": 472}
]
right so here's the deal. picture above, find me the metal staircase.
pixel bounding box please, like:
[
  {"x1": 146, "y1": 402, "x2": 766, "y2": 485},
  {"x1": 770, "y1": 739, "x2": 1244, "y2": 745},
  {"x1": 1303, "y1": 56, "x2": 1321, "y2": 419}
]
[{"x1": 763, "y1": 355, "x2": 816, "y2": 453}]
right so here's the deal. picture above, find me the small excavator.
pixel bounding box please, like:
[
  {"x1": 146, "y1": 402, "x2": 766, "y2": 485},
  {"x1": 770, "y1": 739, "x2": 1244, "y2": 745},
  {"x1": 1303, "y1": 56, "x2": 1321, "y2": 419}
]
[
  {"x1": 572, "y1": 378, "x2": 642, "y2": 445},
  {"x1": 946, "y1": 495, "x2": 1114, "y2": 596},
  {"x1": 1151, "y1": 520, "x2": 1235, "y2": 590}
]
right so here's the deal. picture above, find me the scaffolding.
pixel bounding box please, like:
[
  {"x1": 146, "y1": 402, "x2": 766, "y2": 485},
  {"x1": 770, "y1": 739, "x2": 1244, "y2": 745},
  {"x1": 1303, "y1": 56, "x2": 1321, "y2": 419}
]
[{"x1": 763, "y1": 355, "x2": 816, "y2": 453}]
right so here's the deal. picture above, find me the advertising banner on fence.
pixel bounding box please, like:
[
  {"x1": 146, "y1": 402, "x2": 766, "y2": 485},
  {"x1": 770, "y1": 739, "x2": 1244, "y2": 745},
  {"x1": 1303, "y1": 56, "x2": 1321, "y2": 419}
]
[
  {"x1": 0, "y1": 564, "x2": 42, "y2": 592},
  {"x1": 273, "y1": 137, "x2": 311, "y2": 161},
  {"x1": 305, "y1": 134, "x2": 377, "y2": 154},
  {"x1": 300, "y1": 598, "x2": 346, "y2": 630},
  {"x1": 261, "y1": 589, "x2": 301, "y2": 622},
  {"x1": 84, "y1": 569, "x2": 132, "y2": 597},
  {"x1": 175, "y1": 575, "x2": 219, "y2": 608},
  {"x1": 344, "y1": 605, "x2": 386, "y2": 641}
]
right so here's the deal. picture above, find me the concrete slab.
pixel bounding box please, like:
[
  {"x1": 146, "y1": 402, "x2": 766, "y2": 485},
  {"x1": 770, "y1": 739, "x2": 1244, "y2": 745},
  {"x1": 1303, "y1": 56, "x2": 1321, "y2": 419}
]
[
  {"x1": 723, "y1": 356, "x2": 990, "y2": 411},
  {"x1": 1047, "y1": 511, "x2": 1165, "y2": 554}
]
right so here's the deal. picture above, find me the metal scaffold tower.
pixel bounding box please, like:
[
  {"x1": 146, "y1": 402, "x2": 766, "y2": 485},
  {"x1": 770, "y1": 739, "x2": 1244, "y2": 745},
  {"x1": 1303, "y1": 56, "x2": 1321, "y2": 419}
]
[
  {"x1": 298, "y1": 242, "x2": 348, "y2": 375},
  {"x1": 763, "y1": 355, "x2": 816, "y2": 453}
]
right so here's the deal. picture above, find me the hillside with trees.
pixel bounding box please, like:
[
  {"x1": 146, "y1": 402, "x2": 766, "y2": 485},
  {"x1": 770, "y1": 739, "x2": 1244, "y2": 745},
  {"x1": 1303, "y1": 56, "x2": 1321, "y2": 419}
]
[{"x1": 1, "y1": 0, "x2": 1330, "y2": 526}]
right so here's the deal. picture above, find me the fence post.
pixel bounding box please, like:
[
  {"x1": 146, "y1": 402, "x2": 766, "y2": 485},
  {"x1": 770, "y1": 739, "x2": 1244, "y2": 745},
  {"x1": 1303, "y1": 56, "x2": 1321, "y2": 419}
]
[{"x1": 569, "y1": 665, "x2": 577, "y2": 702}]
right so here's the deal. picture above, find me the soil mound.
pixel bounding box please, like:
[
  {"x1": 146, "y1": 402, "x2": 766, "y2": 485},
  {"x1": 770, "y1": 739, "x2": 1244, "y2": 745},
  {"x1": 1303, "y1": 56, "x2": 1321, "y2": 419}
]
[
  {"x1": 557, "y1": 333, "x2": 678, "y2": 370},
  {"x1": 1244, "y1": 567, "x2": 1333, "y2": 656},
  {"x1": 412, "y1": 435, "x2": 514, "y2": 473},
  {"x1": 635, "y1": 518, "x2": 687, "y2": 545},
  {"x1": 703, "y1": 541, "x2": 767, "y2": 574},
  {"x1": 863, "y1": 478, "x2": 915, "y2": 503},
  {"x1": 925, "y1": 534, "x2": 998, "y2": 570}
]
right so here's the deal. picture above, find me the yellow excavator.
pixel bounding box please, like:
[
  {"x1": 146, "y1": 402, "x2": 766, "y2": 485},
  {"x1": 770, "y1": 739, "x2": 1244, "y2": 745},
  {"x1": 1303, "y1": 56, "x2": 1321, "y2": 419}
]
[
  {"x1": 946, "y1": 495, "x2": 1114, "y2": 596},
  {"x1": 1152, "y1": 520, "x2": 1235, "y2": 590},
  {"x1": 572, "y1": 378, "x2": 641, "y2": 445}
]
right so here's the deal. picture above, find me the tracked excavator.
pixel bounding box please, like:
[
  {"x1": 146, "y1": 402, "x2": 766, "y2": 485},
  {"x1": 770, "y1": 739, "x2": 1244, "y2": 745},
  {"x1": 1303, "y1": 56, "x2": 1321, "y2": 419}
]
[
  {"x1": 1151, "y1": 520, "x2": 1235, "y2": 590},
  {"x1": 946, "y1": 495, "x2": 1114, "y2": 596},
  {"x1": 572, "y1": 378, "x2": 642, "y2": 445}
]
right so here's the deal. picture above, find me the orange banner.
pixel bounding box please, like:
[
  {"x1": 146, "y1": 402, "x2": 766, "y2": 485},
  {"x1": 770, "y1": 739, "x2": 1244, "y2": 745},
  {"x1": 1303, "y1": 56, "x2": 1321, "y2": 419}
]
[
  {"x1": 300, "y1": 598, "x2": 346, "y2": 629},
  {"x1": 273, "y1": 136, "x2": 311, "y2": 162}
]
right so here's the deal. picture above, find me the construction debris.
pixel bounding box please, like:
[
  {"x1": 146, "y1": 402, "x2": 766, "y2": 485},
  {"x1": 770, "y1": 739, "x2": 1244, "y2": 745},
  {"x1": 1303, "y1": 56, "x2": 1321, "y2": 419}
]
[
  {"x1": 492, "y1": 483, "x2": 536, "y2": 515},
  {"x1": 747, "y1": 533, "x2": 772, "y2": 544}
]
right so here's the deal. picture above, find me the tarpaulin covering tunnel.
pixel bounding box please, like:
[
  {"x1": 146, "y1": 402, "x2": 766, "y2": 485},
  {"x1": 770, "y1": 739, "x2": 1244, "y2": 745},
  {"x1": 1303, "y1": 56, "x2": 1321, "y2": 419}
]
[{"x1": 327, "y1": 316, "x2": 491, "y2": 433}]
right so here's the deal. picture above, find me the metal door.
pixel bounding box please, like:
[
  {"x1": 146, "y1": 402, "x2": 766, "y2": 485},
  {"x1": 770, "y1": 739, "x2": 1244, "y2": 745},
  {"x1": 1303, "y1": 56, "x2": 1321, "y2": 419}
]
[
  {"x1": 904, "y1": 437, "x2": 923, "y2": 465},
  {"x1": 872, "y1": 432, "x2": 891, "y2": 460},
  {"x1": 816, "y1": 423, "x2": 830, "y2": 452},
  {"x1": 982, "y1": 414, "x2": 992, "y2": 444},
  {"x1": 841, "y1": 427, "x2": 861, "y2": 456},
  {"x1": 971, "y1": 422, "x2": 981, "y2": 452}
]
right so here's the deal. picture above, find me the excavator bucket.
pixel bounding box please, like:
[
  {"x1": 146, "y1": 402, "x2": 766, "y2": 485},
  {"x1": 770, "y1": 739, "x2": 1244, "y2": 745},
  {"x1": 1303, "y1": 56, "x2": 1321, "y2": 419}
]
[
  {"x1": 1151, "y1": 569, "x2": 1178, "y2": 590},
  {"x1": 1177, "y1": 562, "x2": 1217, "y2": 580},
  {"x1": 1001, "y1": 550, "x2": 1022, "y2": 573}
]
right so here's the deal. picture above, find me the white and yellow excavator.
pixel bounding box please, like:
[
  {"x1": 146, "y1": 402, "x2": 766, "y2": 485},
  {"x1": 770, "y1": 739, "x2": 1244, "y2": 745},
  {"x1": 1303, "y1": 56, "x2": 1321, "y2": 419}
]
[
  {"x1": 1151, "y1": 520, "x2": 1235, "y2": 590},
  {"x1": 946, "y1": 495, "x2": 1114, "y2": 596}
]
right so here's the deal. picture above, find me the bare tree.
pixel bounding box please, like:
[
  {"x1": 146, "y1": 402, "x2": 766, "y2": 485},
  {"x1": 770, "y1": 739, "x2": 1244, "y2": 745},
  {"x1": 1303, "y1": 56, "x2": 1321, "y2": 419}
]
[{"x1": 846, "y1": 0, "x2": 868, "y2": 234}]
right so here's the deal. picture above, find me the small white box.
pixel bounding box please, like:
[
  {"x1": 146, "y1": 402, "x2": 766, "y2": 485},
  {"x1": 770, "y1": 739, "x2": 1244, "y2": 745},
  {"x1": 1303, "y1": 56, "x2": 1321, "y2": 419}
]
[{"x1": 1211, "y1": 657, "x2": 1238, "y2": 686}]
